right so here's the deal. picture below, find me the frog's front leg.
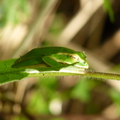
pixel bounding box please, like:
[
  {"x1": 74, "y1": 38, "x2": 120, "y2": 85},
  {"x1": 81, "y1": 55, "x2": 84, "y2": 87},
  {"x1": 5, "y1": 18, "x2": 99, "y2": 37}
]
[{"x1": 42, "y1": 56, "x2": 63, "y2": 67}]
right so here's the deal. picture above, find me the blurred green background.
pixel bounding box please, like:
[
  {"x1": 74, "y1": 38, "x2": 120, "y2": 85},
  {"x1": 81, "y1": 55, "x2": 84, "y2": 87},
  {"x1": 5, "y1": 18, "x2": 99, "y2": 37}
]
[{"x1": 0, "y1": 0, "x2": 120, "y2": 120}]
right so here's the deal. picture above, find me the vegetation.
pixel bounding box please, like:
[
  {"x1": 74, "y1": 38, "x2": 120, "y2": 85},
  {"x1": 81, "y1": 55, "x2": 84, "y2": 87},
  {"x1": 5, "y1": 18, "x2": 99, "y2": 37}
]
[{"x1": 0, "y1": 0, "x2": 120, "y2": 120}]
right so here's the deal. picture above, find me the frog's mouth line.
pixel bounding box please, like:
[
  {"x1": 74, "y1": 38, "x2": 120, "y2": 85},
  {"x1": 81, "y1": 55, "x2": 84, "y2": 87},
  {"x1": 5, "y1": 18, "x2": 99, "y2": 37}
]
[{"x1": 75, "y1": 64, "x2": 89, "y2": 69}]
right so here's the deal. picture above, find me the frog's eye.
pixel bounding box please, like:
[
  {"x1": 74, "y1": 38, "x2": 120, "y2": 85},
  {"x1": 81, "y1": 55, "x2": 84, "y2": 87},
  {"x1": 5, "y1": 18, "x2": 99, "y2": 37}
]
[{"x1": 69, "y1": 54, "x2": 80, "y2": 62}]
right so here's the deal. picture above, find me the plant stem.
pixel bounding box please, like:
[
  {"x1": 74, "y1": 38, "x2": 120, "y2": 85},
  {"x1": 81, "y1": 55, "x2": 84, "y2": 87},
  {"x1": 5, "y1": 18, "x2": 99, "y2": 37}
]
[
  {"x1": 83, "y1": 70, "x2": 120, "y2": 80},
  {"x1": 26, "y1": 68, "x2": 120, "y2": 80}
]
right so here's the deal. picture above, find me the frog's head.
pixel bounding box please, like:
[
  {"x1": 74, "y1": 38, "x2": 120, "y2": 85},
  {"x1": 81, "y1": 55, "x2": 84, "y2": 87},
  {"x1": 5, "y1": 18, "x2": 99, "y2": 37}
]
[{"x1": 69, "y1": 52, "x2": 89, "y2": 69}]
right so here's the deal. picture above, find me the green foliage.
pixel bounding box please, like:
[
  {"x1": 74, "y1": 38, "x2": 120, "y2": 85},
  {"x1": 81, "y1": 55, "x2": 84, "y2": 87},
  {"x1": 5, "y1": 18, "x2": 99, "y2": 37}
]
[
  {"x1": 37, "y1": 77, "x2": 60, "y2": 101},
  {"x1": 0, "y1": 57, "x2": 84, "y2": 84},
  {"x1": 103, "y1": 0, "x2": 114, "y2": 22},
  {"x1": 0, "y1": 47, "x2": 89, "y2": 84},
  {"x1": 109, "y1": 89, "x2": 120, "y2": 115},
  {"x1": 0, "y1": 0, "x2": 30, "y2": 27},
  {"x1": 13, "y1": 115, "x2": 29, "y2": 120},
  {"x1": 27, "y1": 77, "x2": 60, "y2": 114},
  {"x1": 0, "y1": 59, "x2": 29, "y2": 84},
  {"x1": 71, "y1": 78, "x2": 92, "y2": 102},
  {"x1": 0, "y1": 0, "x2": 119, "y2": 119},
  {"x1": 27, "y1": 91, "x2": 50, "y2": 114},
  {"x1": 0, "y1": 50, "x2": 120, "y2": 84}
]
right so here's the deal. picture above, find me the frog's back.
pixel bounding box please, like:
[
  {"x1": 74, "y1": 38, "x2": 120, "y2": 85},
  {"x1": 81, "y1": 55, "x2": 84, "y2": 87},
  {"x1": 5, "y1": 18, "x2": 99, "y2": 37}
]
[{"x1": 12, "y1": 47, "x2": 75, "y2": 68}]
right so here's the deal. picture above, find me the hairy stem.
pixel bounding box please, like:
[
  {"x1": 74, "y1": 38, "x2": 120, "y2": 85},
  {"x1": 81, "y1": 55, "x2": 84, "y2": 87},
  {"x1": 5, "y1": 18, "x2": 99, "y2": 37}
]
[
  {"x1": 84, "y1": 70, "x2": 120, "y2": 80},
  {"x1": 26, "y1": 69, "x2": 120, "y2": 80}
]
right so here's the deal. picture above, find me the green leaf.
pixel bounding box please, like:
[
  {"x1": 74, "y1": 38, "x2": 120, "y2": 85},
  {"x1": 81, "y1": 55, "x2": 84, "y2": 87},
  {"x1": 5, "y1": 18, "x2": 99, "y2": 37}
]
[
  {"x1": 0, "y1": 58, "x2": 85, "y2": 85},
  {"x1": 0, "y1": 47, "x2": 120, "y2": 85},
  {"x1": 0, "y1": 59, "x2": 28, "y2": 84}
]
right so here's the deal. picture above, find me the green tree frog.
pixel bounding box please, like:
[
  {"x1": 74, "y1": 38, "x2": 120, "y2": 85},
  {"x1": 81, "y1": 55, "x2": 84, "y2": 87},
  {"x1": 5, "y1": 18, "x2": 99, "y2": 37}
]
[{"x1": 12, "y1": 47, "x2": 89, "y2": 70}]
